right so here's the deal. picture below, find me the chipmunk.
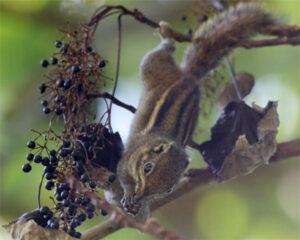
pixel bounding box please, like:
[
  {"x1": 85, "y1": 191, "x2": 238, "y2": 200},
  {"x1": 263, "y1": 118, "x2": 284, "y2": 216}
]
[{"x1": 105, "y1": 3, "x2": 276, "y2": 217}]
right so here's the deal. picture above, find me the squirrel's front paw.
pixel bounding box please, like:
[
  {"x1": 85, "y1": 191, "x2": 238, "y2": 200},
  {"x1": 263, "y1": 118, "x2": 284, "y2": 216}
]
[
  {"x1": 120, "y1": 193, "x2": 142, "y2": 216},
  {"x1": 158, "y1": 21, "x2": 174, "y2": 39}
]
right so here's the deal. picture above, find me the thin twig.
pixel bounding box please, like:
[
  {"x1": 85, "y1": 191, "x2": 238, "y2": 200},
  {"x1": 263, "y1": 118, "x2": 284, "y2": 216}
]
[
  {"x1": 238, "y1": 36, "x2": 300, "y2": 49},
  {"x1": 87, "y1": 92, "x2": 136, "y2": 113},
  {"x1": 225, "y1": 57, "x2": 242, "y2": 101},
  {"x1": 37, "y1": 172, "x2": 45, "y2": 209},
  {"x1": 265, "y1": 25, "x2": 300, "y2": 37},
  {"x1": 88, "y1": 5, "x2": 191, "y2": 42},
  {"x1": 107, "y1": 14, "x2": 124, "y2": 131}
]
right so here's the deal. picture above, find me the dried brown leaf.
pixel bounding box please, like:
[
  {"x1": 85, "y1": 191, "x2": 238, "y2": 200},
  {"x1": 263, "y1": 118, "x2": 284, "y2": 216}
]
[
  {"x1": 218, "y1": 72, "x2": 255, "y2": 109},
  {"x1": 3, "y1": 219, "x2": 75, "y2": 240},
  {"x1": 218, "y1": 102, "x2": 279, "y2": 181}
]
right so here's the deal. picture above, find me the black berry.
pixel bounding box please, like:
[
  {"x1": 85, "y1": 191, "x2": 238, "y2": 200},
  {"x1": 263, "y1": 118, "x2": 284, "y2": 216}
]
[
  {"x1": 49, "y1": 156, "x2": 58, "y2": 165},
  {"x1": 45, "y1": 181, "x2": 54, "y2": 190},
  {"x1": 98, "y1": 60, "x2": 106, "y2": 68},
  {"x1": 63, "y1": 141, "x2": 71, "y2": 148},
  {"x1": 86, "y1": 203, "x2": 95, "y2": 213},
  {"x1": 199, "y1": 15, "x2": 208, "y2": 22},
  {"x1": 108, "y1": 175, "x2": 116, "y2": 183},
  {"x1": 41, "y1": 100, "x2": 48, "y2": 106},
  {"x1": 54, "y1": 40, "x2": 62, "y2": 48},
  {"x1": 75, "y1": 227, "x2": 82, "y2": 234},
  {"x1": 27, "y1": 140, "x2": 36, "y2": 149},
  {"x1": 55, "y1": 193, "x2": 63, "y2": 201},
  {"x1": 40, "y1": 59, "x2": 49, "y2": 68},
  {"x1": 44, "y1": 165, "x2": 55, "y2": 173},
  {"x1": 71, "y1": 107, "x2": 77, "y2": 114},
  {"x1": 77, "y1": 84, "x2": 84, "y2": 93},
  {"x1": 40, "y1": 206, "x2": 50, "y2": 215},
  {"x1": 186, "y1": 28, "x2": 193, "y2": 35},
  {"x1": 50, "y1": 57, "x2": 58, "y2": 65},
  {"x1": 33, "y1": 154, "x2": 42, "y2": 163},
  {"x1": 22, "y1": 163, "x2": 32, "y2": 172},
  {"x1": 67, "y1": 228, "x2": 76, "y2": 236},
  {"x1": 50, "y1": 221, "x2": 59, "y2": 229},
  {"x1": 59, "y1": 149, "x2": 69, "y2": 157},
  {"x1": 86, "y1": 46, "x2": 93, "y2": 52},
  {"x1": 45, "y1": 172, "x2": 53, "y2": 180},
  {"x1": 100, "y1": 209, "x2": 107, "y2": 216},
  {"x1": 80, "y1": 174, "x2": 89, "y2": 183},
  {"x1": 70, "y1": 218, "x2": 80, "y2": 228},
  {"x1": 56, "y1": 79, "x2": 64, "y2": 88},
  {"x1": 68, "y1": 205, "x2": 77, "y2": 216},
  {"x1": 42, "y1": 157, "x2": 50, "y2": 166},
  {"x1": 26, "y1": 153, "x2": 34, "y2": 161},
  {"x1": 89, "y1": 182, "x2": 96, "y2": 189},
  {"x1": 39, "y1": 83, "x2": 47, "y2": 94},
  {"x1": 54, "y1": 108, "x2": 63, "y2": 115},
  {"x1": 72, "y1": 65, "x2": 80, "y2": 73},
  {"x1": 63, "y1": 79, "x2": 72, "y2": 89},
  {"x1": 72, "y1": 151, "x2": 83, "y2": 161},
  {"x1": 61, "y1": 182, "x2": 70, "y2": 191},
  {"x1": 63, "y1": 199, "x2": 71, "y2": 207},
  {"x1": 78, "y1": 213, "x2": 86, "y2": 222},
  {"x1": 44, "y1": 211, "x2": 53, "y2": 220},
  {"x1": 43, "y1": 107, "x2": 51, "y2": 114},
  {"x1": 49, "y1": 149, "x2": 56, "y2": 156},
  {"x1": 60, "y1": 190, "x2": 69, "y2": 199},
  {"x1": 60, "y1": 44, "x2": 68, "y2": 54}
]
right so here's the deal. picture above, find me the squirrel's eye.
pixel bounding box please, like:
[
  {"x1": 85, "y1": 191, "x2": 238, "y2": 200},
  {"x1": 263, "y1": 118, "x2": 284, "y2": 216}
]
[{"x1": 144, "y1": 162, "x2": 153, "y2": 174}]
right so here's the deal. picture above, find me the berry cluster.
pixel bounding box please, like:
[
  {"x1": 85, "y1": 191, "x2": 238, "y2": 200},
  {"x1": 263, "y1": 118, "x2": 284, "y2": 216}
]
[
  {"x1": 38, "y1": 30, "x2": 107, "y2": 127},
  {"x1": 22, "y1": 25, "x2": 123, "y2": 238}
]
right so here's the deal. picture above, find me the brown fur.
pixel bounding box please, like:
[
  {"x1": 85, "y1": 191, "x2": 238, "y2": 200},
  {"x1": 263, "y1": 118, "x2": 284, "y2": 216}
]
[
  {"x1": 107, "y1": 3, "x2": 277, "y2": 218},
  {"x1": 181, "y1": 3, "x2": 276, "y2": 80}
]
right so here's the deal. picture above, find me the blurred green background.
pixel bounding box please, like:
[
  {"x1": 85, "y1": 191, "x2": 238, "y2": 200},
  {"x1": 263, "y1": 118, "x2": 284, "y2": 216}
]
[{"x1": 0, "y1": 0, "x2": 299, "y2": 240}]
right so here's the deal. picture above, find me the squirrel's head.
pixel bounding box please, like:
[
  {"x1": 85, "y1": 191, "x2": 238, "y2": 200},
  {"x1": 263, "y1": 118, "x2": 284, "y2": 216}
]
[{"x1": 117, "y1": 134, "x2": 189, "y2": 215}]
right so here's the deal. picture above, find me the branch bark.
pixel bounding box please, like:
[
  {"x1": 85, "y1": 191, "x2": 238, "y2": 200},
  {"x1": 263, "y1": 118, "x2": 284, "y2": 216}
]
[
  {"x1": 238, "y1": 36, "x2": 300, "y2": 49},
  {"x1": 88, "y1": 5, "x2": 300, "y2": 48},
  {"x1": 82, "y1": 139, "x2": 300, "y2": 240}
]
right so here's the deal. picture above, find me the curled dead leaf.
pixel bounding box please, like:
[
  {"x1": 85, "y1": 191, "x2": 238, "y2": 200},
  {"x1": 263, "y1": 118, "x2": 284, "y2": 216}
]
[
  {"x1": 218, "y1": 72, "x2": 255, "y2": 109},
  {"x1": 3, "y1": 219, "x2": 75, "y2": 240},
  {"x1": 199, "y1": 101, "x2": 279, "y2": 181}
]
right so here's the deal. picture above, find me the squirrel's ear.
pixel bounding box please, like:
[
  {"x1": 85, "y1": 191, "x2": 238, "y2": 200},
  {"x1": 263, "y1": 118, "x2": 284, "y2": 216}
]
[{"x1": 152, "y1": 142, "x2": 173, "y2": 154}]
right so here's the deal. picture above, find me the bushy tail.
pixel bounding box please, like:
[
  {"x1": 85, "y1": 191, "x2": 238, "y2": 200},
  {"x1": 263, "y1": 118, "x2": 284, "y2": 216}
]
[{"x1": 181, "y1": 3, "x2": 277, "y2": 80}]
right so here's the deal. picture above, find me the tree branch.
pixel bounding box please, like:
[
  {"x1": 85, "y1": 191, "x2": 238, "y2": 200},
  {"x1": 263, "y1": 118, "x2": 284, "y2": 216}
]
[
  {"x1": 87, "y1": 92, "x2": 136, "y2": 113},
  {"x1": 81, "y1": 139, "x2": 300, "y2": 240},
  {"x1": 66, "y1": 175, "x2": 186, "y2": 240},
  {"x1": 82, "y1": 218, "x2": 120, "y2": 240},
  {"x1": 270, "y1": 138, "x2": 300, "y2": 162},
  {"x1": 155, "y1": 139, "x2": 300, "y2": 209},
  {"x1": 238, "y1": 36, "x2": 300, "y2": 49},
  {"x1": 88, "y1": 5, "x2": 300, "y2": 49}
]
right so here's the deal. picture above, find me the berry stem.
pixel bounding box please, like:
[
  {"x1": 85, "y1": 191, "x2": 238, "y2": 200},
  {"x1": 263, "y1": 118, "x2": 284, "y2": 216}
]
[{"x1": 38, "y1": 172, "x2": 46, "y2": 208}]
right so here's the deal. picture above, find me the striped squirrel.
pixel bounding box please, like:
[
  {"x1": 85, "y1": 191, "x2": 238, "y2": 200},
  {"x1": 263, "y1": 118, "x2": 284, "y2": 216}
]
[{"x1": 105, "y1": 3, "x2": 276, "y2": 217}]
